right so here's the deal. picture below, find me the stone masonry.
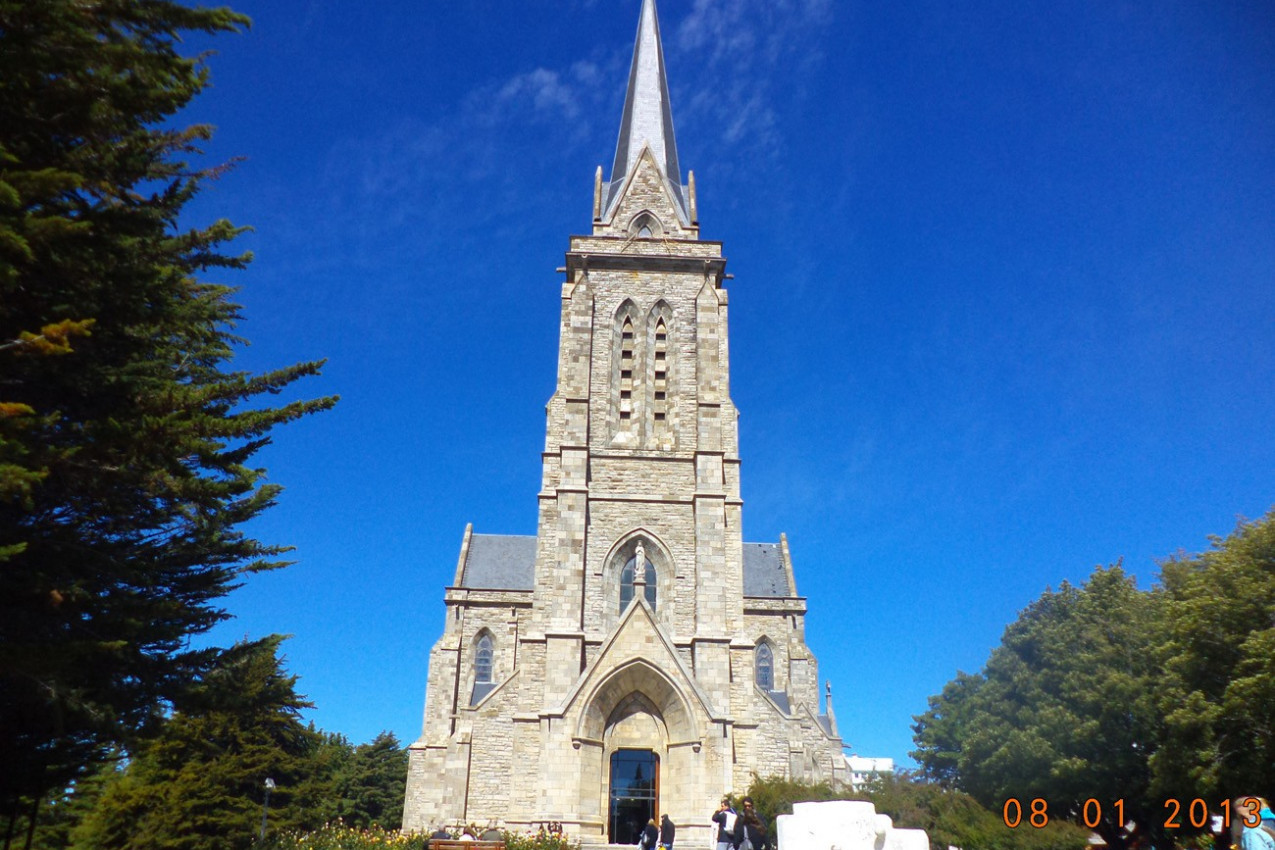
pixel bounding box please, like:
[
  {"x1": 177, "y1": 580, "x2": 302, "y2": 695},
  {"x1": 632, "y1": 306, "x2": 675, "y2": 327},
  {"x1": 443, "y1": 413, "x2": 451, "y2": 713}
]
[{"x1": 403, "y1": 1, "x2": 847, "y2": 843}]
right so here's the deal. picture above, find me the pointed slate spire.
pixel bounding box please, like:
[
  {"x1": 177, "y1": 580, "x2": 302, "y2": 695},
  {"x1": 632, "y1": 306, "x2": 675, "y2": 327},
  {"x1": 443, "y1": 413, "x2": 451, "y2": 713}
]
[{"x1": 606, "y1": 0, "x2": 688, "y2": 223}]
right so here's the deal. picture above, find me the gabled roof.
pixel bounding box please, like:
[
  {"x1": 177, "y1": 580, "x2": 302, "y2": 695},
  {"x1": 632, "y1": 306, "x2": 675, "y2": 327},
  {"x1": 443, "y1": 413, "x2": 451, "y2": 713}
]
[
  {"x1": 458, "y1": 533, "x2": 536, "y2": 590},
  {"x1": 605, "y1": 0, "x2": 689, "y2": 223},
  {"x1": 742, "y1": 542, "x2": 793, "y2": 597},
  {"x1": 458, "y1": 535, "x2": 795, "y2": 598}
]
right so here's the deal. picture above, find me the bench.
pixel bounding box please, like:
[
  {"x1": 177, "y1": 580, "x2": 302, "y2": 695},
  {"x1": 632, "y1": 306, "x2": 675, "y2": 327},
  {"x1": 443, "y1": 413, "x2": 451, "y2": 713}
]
[{"x1": 430, "y1": 841, "x2": 505, "y2": 850}]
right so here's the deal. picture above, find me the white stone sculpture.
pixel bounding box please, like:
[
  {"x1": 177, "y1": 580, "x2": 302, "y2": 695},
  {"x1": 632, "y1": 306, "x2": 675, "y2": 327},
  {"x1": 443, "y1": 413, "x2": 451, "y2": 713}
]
[{"x1": 776, "y1": 800, "x2": 929, "y2": 850}]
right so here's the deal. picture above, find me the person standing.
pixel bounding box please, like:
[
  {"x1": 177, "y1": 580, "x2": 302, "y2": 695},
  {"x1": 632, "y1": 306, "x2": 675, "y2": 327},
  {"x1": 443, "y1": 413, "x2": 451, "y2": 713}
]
[
  {"x1": 641, "y1": 818, "x2": 659, "y2": 850},
  {"x1": 1237, "y1": 798, "x2": 1275, "y2": 850},
  {"x1": 712, "y1": 798, "x2": 738, "y2": 850},
  {"x1": 735, "y1": 797, "x2": 770, "y2": 850},
  {"x1": 659, "y1": 814, "x2": 676, "y2": 850}
]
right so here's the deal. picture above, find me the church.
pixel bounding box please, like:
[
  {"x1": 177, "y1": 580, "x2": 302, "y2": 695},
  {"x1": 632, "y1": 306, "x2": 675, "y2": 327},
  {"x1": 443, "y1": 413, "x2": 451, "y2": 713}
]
[{"x1": 403, "y1": 0, "x2": 847, "y2": 842}]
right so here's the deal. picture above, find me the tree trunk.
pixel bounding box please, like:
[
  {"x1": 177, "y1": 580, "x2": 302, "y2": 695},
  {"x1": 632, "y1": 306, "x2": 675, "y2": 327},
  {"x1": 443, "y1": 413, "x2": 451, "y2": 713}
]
[
  {"x1": 4, "y1": 797, "x2": 18, "y2": 850},
  {"x1": 21, "y1": 795, "x2": 39, "y2": 850}
]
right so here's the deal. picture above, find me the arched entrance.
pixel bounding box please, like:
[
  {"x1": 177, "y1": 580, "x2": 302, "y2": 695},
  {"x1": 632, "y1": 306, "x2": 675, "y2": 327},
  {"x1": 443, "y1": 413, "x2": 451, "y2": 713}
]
[
  {"x1": 608, "y1": 749, "x2": 658, "y2": 844},
  {"x1": 574, "y1": 658, "x2": 705, "y2": 843}
]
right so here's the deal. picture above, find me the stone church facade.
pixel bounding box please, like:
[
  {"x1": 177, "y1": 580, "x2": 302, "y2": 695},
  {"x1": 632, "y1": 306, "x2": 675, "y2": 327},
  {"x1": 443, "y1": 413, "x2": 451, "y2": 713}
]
[{"x1": 404, "y1": 0, "x2": 846, "y2": 842}]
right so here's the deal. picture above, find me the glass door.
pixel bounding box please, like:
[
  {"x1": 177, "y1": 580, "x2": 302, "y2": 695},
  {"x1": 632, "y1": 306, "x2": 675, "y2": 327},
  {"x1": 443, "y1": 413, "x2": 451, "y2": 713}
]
[{"x1": 608, "y1": 749, "x2": 659, "y2": 844}]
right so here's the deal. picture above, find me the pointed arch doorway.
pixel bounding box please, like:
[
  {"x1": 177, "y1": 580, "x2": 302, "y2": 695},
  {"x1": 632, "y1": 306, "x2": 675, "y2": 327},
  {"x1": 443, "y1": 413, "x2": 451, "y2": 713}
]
[{"x1": 608, "y1": 749, "x2": 659, "y2": 845}]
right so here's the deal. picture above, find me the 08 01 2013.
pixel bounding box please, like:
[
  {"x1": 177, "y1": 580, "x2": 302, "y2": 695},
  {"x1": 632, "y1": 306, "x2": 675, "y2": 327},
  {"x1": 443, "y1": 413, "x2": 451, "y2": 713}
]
[{"x1": 1001, "y1": 797, "x2": 1266, "y2": 830}]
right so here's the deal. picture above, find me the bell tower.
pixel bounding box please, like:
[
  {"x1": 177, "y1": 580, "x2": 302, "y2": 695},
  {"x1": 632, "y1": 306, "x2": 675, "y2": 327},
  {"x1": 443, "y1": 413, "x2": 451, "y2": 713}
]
[{"x1": 532, "y1": 0, "x2": 743, "y2": 706}]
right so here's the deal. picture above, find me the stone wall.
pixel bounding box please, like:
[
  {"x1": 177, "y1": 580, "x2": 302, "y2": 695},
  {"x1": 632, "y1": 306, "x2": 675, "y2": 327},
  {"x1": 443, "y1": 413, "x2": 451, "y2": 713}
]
[{"x1": 404, "y1": 130, "x2": 845, "y2": 839}]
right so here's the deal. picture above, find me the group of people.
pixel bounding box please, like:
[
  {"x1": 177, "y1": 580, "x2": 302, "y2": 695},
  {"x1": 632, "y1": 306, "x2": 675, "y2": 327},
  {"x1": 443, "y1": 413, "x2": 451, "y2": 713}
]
[
  {"x1": 712, "y1": 796, "x2": 770, "y2": 850},
  {"x1": 636, "y1": 795, "x2": 768, "y2": 850},
  {"x1": 426, "y1": 820, "x2": 505, "y2": 845},
  {"x1": 638, "y1": 814, "x2": 676, "y2": 850}
]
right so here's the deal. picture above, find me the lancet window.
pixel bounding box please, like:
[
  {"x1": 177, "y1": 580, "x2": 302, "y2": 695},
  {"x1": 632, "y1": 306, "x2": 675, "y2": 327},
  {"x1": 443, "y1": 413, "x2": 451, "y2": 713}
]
[
  {"x1": 652, "y1": 318, "x2": 668, "y2": 428},
  {"x1": 647, "y1": 303, "x2": 673, "y2": 442},
  {"x1": 619, "y1": 552, "x2": 657, "y2": 613},
  {"x1": 756, "y1": 642, "x2": 774, "y2": 691},
  {"x1": 474, "y1": 633, "x2": 494, "y2": 684},
  {"x1": 618, "y1": 316, "x2": 635, "y2": 426}
]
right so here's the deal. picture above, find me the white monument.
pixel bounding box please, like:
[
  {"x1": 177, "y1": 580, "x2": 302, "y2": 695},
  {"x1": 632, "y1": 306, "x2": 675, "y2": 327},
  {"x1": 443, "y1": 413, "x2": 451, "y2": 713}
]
[{"x1": 777, "y1": 800, "x2": 930, "y2": 850}]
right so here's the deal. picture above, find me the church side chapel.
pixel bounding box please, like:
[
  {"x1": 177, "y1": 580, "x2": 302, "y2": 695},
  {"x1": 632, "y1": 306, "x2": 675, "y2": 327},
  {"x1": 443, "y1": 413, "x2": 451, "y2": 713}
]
[{"x1": 403, "y1": 0, "x2": 847, "y2": 842}]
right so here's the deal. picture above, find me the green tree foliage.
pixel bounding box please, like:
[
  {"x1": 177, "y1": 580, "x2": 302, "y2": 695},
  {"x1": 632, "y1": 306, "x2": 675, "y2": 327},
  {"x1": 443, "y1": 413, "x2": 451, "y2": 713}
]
[
  {"x1": 72, "y1": 638, "x2": 325, "y2": 850},
  {"x1": 331, "y1": 732, "x2": 410, "y2": 830},
  {"x1": 744, "y1": 773, "x2": 1088, "y2": 850},
  {"x1": 1152, "y1": 512, "x2": 1275, "y2": 801},
  {"x1": 913, "y1": 512, "x2": 1275, "y2": 849},
  {"x1": 298, "y1": 730, "x2": 409, "y2": 831},
  {"x1": 0, "y1": 0, "x2": 336, "y2": 829},
  {"x1": 912, "y1": 565, "x2": 1160, "y2": 849},
  {"x1": 21, "y1": 717, "x2": 411, "y2": 850},
  {"x1": 740, "y1": 774, "x2": 850, "y2": 827},
  {"x1": 5, "y1": 758, "x2": 120, "y2": 850},
  {"x1": 868, "y1": 773, "x2": 1089, "y2": 850}
]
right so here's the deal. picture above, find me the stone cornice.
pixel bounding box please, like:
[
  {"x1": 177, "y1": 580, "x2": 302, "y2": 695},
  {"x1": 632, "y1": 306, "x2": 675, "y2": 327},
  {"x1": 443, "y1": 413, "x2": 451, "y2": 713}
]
[
  {"x1": 444, "y1": 588, "x2": 534, "y2": 604},
  {"x1": 742, "y1": 597, "x2": 808, "y2": 614},
  {"x1": 565, "y1": 250, "x2": 727, "y2": 277}
]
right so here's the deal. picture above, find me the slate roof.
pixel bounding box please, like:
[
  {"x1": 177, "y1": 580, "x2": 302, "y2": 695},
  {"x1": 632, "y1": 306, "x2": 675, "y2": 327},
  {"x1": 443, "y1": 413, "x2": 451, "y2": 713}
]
[
  {"x1": 765, "y1": 689, "x2": 791, "y2": 714},
  {"x1": 459, "y1": 535, "x2": 794, "y2": 598},
  {"x1": 459, "y1": 534, "x2": 536, "y2": 590},
  {"x1": 742, "y1": 542, "x2": 792, "y2": 597}
]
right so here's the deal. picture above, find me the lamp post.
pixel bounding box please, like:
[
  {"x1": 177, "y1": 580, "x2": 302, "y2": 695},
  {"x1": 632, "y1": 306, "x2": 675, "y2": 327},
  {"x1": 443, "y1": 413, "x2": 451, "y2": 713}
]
[{"x1": 260, "y1": 777, "x2": 276, "y2": 841}]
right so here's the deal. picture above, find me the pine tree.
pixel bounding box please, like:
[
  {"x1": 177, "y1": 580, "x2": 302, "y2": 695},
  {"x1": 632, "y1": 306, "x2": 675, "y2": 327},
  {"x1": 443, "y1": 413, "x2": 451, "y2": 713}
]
[
  {"x1": 72, "y1": 638, "x2": 325, "y2": 850},
  {"x1": 334, "y1": 732, "x2": 409, "y2": 830},
  {"x1": 0, "y1": 0, "x2": 336, "y2": 835}
]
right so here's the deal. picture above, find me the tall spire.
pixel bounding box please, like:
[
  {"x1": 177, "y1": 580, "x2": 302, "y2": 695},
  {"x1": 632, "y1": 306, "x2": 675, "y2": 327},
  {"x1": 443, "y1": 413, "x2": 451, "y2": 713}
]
[{"x1": 606, "y1": 0, "x2": 688, "y2": 223}]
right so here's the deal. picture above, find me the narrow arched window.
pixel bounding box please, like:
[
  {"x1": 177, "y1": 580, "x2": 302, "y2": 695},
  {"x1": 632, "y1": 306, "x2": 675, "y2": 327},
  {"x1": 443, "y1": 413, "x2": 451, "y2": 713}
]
[
  {"x1": 618, "y1": 317, "x2": 635, "y2": 426},
  {"x1": 475, "y1": 634, "x2": 494, "y2": 684},
  {"x1": 619, "y1": 554, "x2": 657, "y2": 613},
  {"x1": 652, "y1": 318, "x2": 668, "y2": 432},
  {"x1": 756, "y1": 643, "x2": 774, "y2": 691}
]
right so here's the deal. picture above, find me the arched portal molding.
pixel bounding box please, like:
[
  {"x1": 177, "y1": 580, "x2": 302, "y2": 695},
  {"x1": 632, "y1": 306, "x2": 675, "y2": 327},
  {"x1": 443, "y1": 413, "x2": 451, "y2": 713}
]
[{"x1": 574, "y1": 657, "x2": 700, "y2": 747}]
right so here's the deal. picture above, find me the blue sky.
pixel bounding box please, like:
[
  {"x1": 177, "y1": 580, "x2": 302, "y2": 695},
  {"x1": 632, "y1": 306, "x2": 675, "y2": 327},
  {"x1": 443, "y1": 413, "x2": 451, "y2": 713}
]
[{"x1": 187, "y1": 0, "x2": 1275, "y2": 769}]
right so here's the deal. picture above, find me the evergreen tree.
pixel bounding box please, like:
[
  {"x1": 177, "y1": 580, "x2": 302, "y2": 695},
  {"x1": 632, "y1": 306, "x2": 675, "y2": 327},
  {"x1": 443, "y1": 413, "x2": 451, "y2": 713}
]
[
  {"x1": 72, "y1": 638, "x2": 325, "y2": 850},
  {"x1": 333, "y1": 732, "x2": 409, "y2": 830},
  {"x1": 743, "y1": 773, "x2": 1088, "y2": 850},
  {"x1": 6, "y1": 758, "x2": 121, "y2": 850},
  {"x1": 0, "y1": 0, "x2": 335, "y2": 835},
  {"x1": 913, "y1": 515, "x2": 1275, "y2": 847},
  {"x1": 1152, "y1": 510, "x2": 1275, "y2": 801},
  {"x1": 911, "y1": 566, "x2": 1160, "y2": 849}
]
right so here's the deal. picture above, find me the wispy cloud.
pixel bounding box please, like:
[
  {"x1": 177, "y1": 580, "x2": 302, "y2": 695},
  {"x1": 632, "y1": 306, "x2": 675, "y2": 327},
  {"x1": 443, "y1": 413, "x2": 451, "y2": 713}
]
[
  {"x1": 494, "y1": 68, "x2": 581, "y2": 122},
  {"x1": 673, "y1": 0, "x2": 833, "y2": 158},
  {"x1": 288, "y1": 3, "x2": 830, "y2": 269}
]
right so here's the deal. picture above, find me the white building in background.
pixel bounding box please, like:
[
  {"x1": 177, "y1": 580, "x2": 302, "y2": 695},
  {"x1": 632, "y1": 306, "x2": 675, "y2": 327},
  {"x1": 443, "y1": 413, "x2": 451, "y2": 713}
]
[{"x1": 845, "y1": 755, "x2": 895, "y2": 789}]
